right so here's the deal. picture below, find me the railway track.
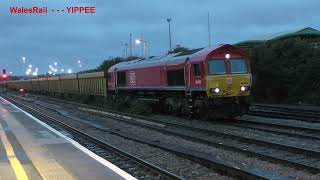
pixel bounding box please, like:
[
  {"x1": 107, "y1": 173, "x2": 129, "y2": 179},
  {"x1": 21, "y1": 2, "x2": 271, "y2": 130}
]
[
  {"x1": 31, "y1": 93, "x2": 320, "y2": 140},
  {"x1": 2, "y1": 95, "x2": 183, "y2": 180},
  {"x1": 35, "y1": 94, "x2": 320, "y2": 144},
  {"x1": 222, "y1": 118, "x2": 320, "y2": 141},
  {"x1": 10, "y1": 94, "x2": 320, "y2": 175},
  {"x1": 3, "y1": 94, "x2": 295, "y2": 180},
  {"x1": 76, "y1": 107, "x2": 320, "y2": 174},
  {"x1": 249, "y1": 104, "x2": 320, "y2": 123}
]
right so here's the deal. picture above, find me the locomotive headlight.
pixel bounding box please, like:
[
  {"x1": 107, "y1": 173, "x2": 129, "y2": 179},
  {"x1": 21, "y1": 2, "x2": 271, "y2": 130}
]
[
  {"x1": 240, "y1": 86, "x2": 250, "y2": 92},
  {"x1": 211, "y1": 87, "x2": 220, "y2": 93},
  {"x1": 225, "y1": 53, "x2": 230, "y2": 59}
]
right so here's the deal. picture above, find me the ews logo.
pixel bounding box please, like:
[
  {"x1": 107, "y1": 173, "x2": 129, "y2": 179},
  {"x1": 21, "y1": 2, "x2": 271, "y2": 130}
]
[{"x1": 129, "y1": 71, "x2": 136, "y2": 86}]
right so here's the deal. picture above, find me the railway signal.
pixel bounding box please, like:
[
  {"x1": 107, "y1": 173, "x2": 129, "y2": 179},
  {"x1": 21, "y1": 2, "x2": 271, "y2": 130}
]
[{"x1": 2, "y1": 69, "x2": 8, "y2": 80}]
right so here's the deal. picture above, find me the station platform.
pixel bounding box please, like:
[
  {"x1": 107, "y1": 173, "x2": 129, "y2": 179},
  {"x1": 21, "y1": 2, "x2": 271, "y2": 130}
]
[{"x1": 0, "y1": 97, "x2": 136, "y2": 180}]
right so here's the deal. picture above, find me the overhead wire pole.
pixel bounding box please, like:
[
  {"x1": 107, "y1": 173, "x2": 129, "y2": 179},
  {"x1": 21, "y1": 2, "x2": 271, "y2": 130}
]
[
  {"x1": 129, "y1": 33, "x2": 132, "y2": 57},
  {"x1": 167, "y1": 18, "x2": 172, "y2": 52},
  {"x1": 125, "y1": 43, "x2": 128, "y2": 57},
  {"x1": 140, "y1": 32, "x2": 144, "y2": 57},
  {"x1": 22, "y1": 57, "x2": 26, "y2": 75},
  {"x1": 207, "y1": 12, "x2": 212, "y2": 47}
]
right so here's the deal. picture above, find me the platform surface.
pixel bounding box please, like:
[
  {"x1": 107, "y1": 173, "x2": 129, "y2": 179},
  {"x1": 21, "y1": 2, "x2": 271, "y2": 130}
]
[{"x1": 0, "y1": 97, "x2": 136, "y2": 180}]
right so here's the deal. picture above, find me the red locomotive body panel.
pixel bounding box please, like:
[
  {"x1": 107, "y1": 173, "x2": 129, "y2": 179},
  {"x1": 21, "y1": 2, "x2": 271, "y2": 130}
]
[{"x1": 107, "y1": 44, "x2": 249, "y2": 93}]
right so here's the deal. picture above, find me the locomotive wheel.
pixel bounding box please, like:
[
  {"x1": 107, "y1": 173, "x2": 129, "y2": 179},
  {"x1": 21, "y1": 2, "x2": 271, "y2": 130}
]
[
  {"x1": 164, "y1": 98, "x2": 179, "y2": 115},
  {"x1": 166, "y1": 105, "x2": 174, "y2": 114}
]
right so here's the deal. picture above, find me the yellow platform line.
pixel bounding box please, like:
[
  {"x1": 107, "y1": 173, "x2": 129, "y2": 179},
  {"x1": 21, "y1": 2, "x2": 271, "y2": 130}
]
[
  {"x1": 1, "y1": 114, "x2": 74, "y2": 180},
  {"x1": 0, "y1": 126, "x2": 29, "y2": 180}
]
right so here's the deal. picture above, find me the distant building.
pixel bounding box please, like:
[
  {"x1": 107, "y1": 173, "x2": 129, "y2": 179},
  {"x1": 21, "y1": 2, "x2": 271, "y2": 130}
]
[{"x1": 234, "y1": 27, "x2": 320, "y2": 56}]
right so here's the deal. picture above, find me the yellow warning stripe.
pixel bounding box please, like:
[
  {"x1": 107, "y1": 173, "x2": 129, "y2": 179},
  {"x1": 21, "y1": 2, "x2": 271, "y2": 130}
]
[{"x1": 0, "y1": 126, "x2": 29, "y2": 180}]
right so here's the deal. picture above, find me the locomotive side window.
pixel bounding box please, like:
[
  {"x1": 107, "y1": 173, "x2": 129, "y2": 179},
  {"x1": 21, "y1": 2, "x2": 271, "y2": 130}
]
[
  {"x1": 230, "y1": 59, "x2": 247, "y2": 74},
  {"x1": 167, "y1": 69, "x2": 185, "y2": 86},
  {"x1": 117, "y1": 71, "x2": 126, "y2": 86},
  {"x1": 193, "y1": 64, "x2": 201, "y2": 76},
  {"x1": 208, "y1": 60, "x2": 226, "y2": 75}
]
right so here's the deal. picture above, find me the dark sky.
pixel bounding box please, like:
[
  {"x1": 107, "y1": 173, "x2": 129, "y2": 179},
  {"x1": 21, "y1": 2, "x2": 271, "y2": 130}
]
[{"x1": 1, "y1": 0, "x2": 319, "y2": 75}]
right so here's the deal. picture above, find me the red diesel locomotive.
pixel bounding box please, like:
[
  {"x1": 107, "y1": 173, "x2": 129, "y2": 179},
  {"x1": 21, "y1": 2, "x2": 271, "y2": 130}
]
[{"x1": 108, "y1": 44, "x2": 252, "y2": 118}]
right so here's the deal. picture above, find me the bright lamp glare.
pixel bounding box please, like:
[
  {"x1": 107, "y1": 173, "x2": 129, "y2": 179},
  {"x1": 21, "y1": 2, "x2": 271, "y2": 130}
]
[
  {"x1": 135, "y1": 39, "x2": 141, "y2": 44},
  {"x1": 28, "y1": 64, "x2": 32, "y2": 68},
  {"x1": 225, "y1": 54, "x2": 230, "y2": 59},
  {"x1": 215, "y1": 88, "x2": 220, "y2": 93},
  {"x1": 67, "y1": 69, "x2": 72, "y2": 74},
  {"x1": 241, "y1": 86, "x2": 246, "y2": 91}
]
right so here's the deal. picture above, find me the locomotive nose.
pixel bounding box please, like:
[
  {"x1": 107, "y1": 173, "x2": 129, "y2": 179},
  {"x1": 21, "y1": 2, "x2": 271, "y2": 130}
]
[{"x1": 206, "y1": 74, "x2": 251, "y2": 97}]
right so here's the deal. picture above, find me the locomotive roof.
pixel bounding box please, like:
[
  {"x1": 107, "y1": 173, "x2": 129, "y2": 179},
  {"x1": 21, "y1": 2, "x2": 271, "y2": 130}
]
[{"x1": 108, "y1": 44, "x2": 230, "y2": 72}]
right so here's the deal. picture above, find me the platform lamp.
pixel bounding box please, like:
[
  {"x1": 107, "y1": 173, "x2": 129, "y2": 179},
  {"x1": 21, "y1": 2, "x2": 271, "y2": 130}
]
[{"x1": 135, "y1": 38, "x2": 147, "y2": 57}]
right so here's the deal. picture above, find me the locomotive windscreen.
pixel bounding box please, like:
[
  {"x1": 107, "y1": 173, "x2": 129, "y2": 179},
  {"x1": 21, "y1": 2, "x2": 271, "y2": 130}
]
[
  {"x1": 230, "y1": 59, "x2": 248, "y2": 74},
  {"x1": 208, "y1": 60, "x2": 226, "y2": 75}
]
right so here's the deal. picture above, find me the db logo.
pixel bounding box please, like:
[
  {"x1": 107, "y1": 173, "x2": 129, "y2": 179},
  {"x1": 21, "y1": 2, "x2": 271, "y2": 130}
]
[
  {"x1": 129, "y1": 71, "x2": 136, "y2": 85},
  {"x1": 226, "y1": 78, "x2": 232, "y2": 85}
]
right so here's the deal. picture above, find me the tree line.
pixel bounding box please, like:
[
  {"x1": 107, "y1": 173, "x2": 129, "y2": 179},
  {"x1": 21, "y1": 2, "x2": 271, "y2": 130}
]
[{"x1": 251, "y1": 39, "x2": 320, "y2": 104}]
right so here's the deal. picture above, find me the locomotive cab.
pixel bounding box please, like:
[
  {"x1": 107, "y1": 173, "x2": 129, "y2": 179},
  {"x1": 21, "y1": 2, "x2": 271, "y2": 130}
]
[
  {"x1": 206, "y1": 52, "x2": 251, "y2": 98},
  {"x1": 197, "y1": 46, "x2": 252, "y2": 118}
]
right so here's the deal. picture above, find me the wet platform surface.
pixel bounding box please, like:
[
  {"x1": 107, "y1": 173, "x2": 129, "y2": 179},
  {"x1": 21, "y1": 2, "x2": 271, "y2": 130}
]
[{"x1": 0, "y1": 96, "x2": 136, "y2": 180}]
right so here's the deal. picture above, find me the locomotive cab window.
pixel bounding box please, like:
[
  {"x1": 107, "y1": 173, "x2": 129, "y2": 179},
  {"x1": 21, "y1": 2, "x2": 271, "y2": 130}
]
[
  {"x1": 208, "y1": 59, "x2": 226, "y2": 75},
  {"x1": 230, "y1": 59, "x2": 248, "y2": 74},
  {"x1": 193, "y1": 64, "x2": 201, "y2": 76}
]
